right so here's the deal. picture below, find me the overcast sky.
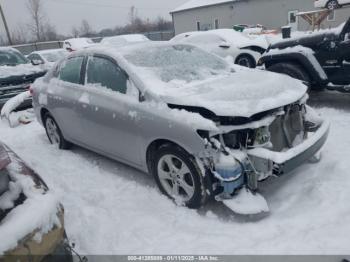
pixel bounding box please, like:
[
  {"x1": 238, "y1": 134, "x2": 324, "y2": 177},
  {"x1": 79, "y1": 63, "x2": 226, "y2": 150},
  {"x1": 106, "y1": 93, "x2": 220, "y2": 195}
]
[{"x1": 0, "y1": 0, "x2": 188, "y2": 39}]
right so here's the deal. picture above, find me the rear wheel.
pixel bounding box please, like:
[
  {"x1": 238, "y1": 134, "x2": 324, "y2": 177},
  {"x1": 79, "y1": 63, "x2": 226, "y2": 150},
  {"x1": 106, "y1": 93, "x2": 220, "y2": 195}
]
[
  {"x1": 267, "y1": 62, "x2": 311, "y2": 85},
  {"x1": 44, "y1": 112, "x2": 72, "y2": 149},
  {"x1": 327, "y1": 0, "x2": 339, "y2": 9},
  {"x1": 235, "y1": 54, "x2": 256, "y2": 68},
  {"x1": 152, "y1": 144, "x2": 209, "y2": 209}
]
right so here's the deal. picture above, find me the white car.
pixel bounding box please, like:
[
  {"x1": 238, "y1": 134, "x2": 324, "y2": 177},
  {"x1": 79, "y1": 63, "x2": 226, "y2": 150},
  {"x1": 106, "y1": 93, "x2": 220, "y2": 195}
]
[
  {"x1": 101, "y1": 34, "x2": 150, "y2": 47},
  {"x1": 171, "y1": 29, "x2": 268, "y2": 68},
  {"x1": 63, "y1": 38, "x2": 96, "y2": 52},
  {"x1": 314, "y1": 0, "x2": 350, "y2": 9},
  {"x1": 27, "y1": 49, "x2": 68, "y2": 68}
]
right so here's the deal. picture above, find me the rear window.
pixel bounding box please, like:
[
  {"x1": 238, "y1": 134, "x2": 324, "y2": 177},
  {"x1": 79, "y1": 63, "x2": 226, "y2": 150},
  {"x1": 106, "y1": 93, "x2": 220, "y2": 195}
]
[{"x1": 59, "y1": 57, "x2": 84, "y2": 84}]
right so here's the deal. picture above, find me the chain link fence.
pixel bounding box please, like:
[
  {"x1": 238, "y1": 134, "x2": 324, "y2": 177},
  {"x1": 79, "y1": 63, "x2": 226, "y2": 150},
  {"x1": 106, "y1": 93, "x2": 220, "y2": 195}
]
[{"x1": 9, "y1": 31, "x2": 175, "y2": 55}]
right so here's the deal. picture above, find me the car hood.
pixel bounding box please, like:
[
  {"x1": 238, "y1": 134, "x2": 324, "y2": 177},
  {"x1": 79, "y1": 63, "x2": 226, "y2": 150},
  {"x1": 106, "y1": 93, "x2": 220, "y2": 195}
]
[
  {"x1": 160, "y1": 69, "x2": 307, "y2": 118},
  {"x1": 0, "y1": 64, "x2": 46, "y2": 80}
]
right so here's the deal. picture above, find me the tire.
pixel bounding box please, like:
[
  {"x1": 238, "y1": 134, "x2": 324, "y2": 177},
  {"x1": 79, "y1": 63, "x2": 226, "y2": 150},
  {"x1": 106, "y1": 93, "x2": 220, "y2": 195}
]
[
  {"x1": 235, "y1": 54, "x2": 256, "y2": 68},
  {"x1": 327, "y1": 0, "x2": 339, "y2": 9},
  {"x1": 43, "y1": 112, "x2": 72, "y2": 150},
  {"x1": 267, "y1": 62, "x2": 311, "y2": 85},
  {"x1": 151, "y1": 144, "x2": 209, "y2": 209}
]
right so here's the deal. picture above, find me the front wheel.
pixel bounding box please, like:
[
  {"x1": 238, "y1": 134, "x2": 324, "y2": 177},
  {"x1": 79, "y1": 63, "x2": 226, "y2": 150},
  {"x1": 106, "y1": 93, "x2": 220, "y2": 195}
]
[
  {"x1": 327, "y1": 0, "x2": 339, "y2": 9},
  {"x1": 44, "y1": 112, "x2": 72, "y2": 149},
  {"x1": 152, "y1": 144, "x2": 209, "y2": 209},
  {"x1": 235, "y1": 54, "x2": 256, "y2": 68}
]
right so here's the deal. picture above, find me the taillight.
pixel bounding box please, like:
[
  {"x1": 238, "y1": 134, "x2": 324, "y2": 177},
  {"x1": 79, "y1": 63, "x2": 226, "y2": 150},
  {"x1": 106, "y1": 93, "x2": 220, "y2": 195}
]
[{"x1": 29, "y1": 85, "x2": 34, "y2": 95}]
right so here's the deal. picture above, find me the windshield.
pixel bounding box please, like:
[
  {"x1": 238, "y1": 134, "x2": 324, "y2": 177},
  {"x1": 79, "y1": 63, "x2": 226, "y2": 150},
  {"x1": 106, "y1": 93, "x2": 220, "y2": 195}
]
[
  {"x1": 42, "y1": 50, "x2": 67, "y2": 62},
  {"x1": 124, "y1": 44, "x2": 229, "y2": 83},
  {"x1": 0, "y1": 49, "x2": 29, "y2": 66}
]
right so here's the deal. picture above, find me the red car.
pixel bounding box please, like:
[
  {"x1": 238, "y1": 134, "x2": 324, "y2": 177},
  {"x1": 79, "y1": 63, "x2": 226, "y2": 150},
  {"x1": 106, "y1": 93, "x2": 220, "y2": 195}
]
[{"x1": 0, "y1": 143, "x2": 72, "y2": 262}]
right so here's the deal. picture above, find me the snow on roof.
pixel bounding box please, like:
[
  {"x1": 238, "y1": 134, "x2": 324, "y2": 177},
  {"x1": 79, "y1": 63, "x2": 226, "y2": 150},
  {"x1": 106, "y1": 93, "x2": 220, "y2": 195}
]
[{"x1": 171, "y1": 0, "x2": 235, "y2": 13}]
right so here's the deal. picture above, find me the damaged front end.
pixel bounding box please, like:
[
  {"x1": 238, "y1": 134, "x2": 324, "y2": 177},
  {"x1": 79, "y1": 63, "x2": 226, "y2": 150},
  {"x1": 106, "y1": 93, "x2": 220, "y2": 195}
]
[{"x1": 195, "y1": 96, "x2": 330, "y2": 214}]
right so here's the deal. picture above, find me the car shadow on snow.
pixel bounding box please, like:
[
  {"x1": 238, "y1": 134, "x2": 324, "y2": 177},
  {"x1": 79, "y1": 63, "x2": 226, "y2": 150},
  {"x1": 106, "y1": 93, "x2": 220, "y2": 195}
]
[{"x1": 308, "y1": 90, "x2": 350, "y2": 111}]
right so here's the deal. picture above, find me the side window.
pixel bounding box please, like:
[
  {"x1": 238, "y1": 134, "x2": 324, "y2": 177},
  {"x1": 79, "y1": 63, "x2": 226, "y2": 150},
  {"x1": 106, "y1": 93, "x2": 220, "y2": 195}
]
[
  {"x1": 86, "y1": 56, "x2": 127, "y2": 94},
  {"x1": 59, "y1": 56, "x2": 84, "y2": 84}
]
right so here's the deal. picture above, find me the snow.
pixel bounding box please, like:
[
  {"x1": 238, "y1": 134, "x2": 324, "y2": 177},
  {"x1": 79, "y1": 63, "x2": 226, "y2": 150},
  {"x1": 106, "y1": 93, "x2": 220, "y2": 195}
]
[
  {"x1": 101, "y1": 34, "x2": 150, "y2": 47},
  {"x1": 0, "y1": 63, "x2": 44, "y2": 78},
  {"x1": 0, "y1": 91, "x2": 32, "y2": 127},
  {"x1": 0, "y1": 150, "x2": 61, "y2": 255},
  {"x1": 171, "y1": 0, "x2": 235, "y2": 13},
  {"x1": 222, "y1": 188, "x2": 269, "y2": 215},
  {"x1": 266, "y1": 22, "x2": 346, "y2": 45},
  {"x1": 117, "y1": 42, "x2": 307, "y2": 117},
  {"x1": 0, "y1": 106, "x2": 349, "y2": 254}
]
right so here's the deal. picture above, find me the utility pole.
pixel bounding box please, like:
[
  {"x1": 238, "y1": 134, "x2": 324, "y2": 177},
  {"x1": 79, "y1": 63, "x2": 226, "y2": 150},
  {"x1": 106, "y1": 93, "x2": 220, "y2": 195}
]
[{"x1": 0, "y1": 2, "x2": 12, "y2": 45}]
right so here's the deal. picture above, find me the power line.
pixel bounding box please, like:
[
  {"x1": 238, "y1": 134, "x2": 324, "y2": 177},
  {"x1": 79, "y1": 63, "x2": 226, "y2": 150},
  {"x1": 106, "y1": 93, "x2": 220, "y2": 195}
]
[{"x1": 0, "y1": 3, "x2": 12, "y2": 45}]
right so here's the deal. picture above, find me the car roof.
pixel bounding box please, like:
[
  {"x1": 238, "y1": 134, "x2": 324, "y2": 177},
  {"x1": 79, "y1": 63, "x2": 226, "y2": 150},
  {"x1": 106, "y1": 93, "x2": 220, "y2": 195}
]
[
  {"x1": 0, "y1": 47, "x2": 21, "y2": 53},
  {"x1": 29, "y1": 49, "x2": 66, "y2": 55}
]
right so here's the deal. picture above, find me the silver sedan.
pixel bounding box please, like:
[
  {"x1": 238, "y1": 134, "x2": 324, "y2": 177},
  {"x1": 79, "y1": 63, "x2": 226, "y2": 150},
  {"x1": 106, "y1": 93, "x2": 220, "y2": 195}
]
[{"x1": 32, "y1": 42, "x2": 329, "y2": 214}]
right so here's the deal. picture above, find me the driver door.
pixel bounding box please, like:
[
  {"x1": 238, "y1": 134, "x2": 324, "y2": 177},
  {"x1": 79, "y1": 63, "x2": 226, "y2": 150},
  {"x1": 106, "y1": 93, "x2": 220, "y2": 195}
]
[{"x1": 77, "y1": 54, "x2": 143, "y2": 166}]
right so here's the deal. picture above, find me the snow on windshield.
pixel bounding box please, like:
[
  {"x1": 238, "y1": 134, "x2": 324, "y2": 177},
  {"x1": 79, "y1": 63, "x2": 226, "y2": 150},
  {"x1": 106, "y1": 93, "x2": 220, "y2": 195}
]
[
  {"x1": 0, "y1": 49, "x2": 28, "y2": 66},
  {"x1": 124, "y1": 44, "x2": 229, "y2": 83}
]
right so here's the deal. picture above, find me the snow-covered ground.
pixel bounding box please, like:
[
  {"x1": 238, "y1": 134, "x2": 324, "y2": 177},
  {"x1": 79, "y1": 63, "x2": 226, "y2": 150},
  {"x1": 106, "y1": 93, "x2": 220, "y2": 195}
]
[{"x1": 0, "y1": 105, "x2": 350, "y2": 255}]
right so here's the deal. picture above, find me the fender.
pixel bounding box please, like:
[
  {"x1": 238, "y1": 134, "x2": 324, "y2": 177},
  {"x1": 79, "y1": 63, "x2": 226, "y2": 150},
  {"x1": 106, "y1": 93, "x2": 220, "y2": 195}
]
[{"x1": 258, "y1": 52, "x2": 329, "y2": 86}]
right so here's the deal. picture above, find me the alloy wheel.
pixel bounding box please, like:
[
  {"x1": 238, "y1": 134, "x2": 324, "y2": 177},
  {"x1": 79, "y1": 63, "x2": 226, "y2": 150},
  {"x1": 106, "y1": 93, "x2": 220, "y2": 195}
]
[
  {"x1": 46, "y1": 118, "x2": 60, "y2": 145},
  {"x1": 157, "y1": 154, "x2": 195, "y2": 202}
]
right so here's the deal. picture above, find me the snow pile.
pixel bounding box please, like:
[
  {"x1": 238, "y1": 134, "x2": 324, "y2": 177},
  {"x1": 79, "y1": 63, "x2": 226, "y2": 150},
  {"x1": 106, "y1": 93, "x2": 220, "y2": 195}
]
[
  {"x1": 0, "y1": 91, "x2": 33, "y2": 127},
  {"x1": 0, "y1": 151, "x2": 61, "y2": 255},
  {"x1": 171, "y1": 0, "x2": 236, "y2": 13},
  {"x1": 0, "y1": 63, "x2": 44, "y2": 79},
  {"x1": 223, "y1": 188, "x2": 269, "y2": 215}
]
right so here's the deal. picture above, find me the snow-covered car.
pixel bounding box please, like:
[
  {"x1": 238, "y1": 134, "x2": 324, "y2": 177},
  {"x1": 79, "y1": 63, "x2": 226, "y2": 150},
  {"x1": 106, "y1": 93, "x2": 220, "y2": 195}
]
[
  {"x1": 31, "y1": 42, "x2": 329, "y2": 214},
  {"x1": 259, "y1": 19, "x2": 350, "y2": 91},
  {"x1": 315, "y1": 0, "x2": 350, "y2": 9},
  {"x1": 170, "y1": 29, "x2": 268, "y2": 68},
  {"x1": 27, "y1": 49, "x2": 69, "y2": 69},
  {"x1": 101, "y1": 34, "x2": 150, "y2": 47},
  {"x1": 63, "y1": 38, "x2": 95, "y2": 52},
  {"x1": 0, "y1": 47, "x2": 46, "y2": 110},
  {"x1": 0, "y1": 142, "x2": 72, "y2": 260}
]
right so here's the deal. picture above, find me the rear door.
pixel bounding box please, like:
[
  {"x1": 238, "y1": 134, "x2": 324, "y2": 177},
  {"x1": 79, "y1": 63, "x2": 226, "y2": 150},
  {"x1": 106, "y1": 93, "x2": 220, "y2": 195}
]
[
  {"x1": 77, "y1": 54, "x2": 143, "y2": 166},
  {"x1": 48, "y1": 56, "x2": 86, "y2": 141}
]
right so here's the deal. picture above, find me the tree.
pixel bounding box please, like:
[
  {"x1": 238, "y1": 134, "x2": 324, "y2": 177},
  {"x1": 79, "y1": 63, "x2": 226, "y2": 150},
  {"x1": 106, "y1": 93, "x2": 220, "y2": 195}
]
[
  {"x1": 71, "y1": 26, "x2": 80, "y2": 38},
  {"x1": 42, "y1": 23, "x2": 58, "y2": 41},
  {"x1": 79, "y1": 19, "x2": 93, "y2": 37},
  {"x1": 26, "y1": 0, "x2": 45, "y2": 41}
]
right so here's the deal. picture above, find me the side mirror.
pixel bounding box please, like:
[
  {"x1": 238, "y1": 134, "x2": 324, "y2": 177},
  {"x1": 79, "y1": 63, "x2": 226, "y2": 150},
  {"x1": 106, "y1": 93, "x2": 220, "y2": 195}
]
[
  {"x1": 219, "y1": 42, "x2": 230, "y2": 49},
  {"x1": 345, "y1": 33, "x2": 350, "y2": 41},
  {"x1": 31, "y1": 59, "x2": 43, "y2": 66}
]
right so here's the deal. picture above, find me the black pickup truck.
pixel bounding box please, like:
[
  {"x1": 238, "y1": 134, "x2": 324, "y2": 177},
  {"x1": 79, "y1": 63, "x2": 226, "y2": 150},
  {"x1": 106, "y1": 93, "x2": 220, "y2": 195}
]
[
  {"x1": 0, "y1": 47, "x2": 47, "y2": 109},
  {"x1": 258, "y1": 18, "x2": 350, "y2": 91}
]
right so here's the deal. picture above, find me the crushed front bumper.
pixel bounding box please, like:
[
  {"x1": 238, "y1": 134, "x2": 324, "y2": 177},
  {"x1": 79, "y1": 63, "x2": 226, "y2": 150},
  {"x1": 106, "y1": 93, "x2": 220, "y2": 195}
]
[{"x1": 247, "y1": 119, "x2": 330, "y2": 175}]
